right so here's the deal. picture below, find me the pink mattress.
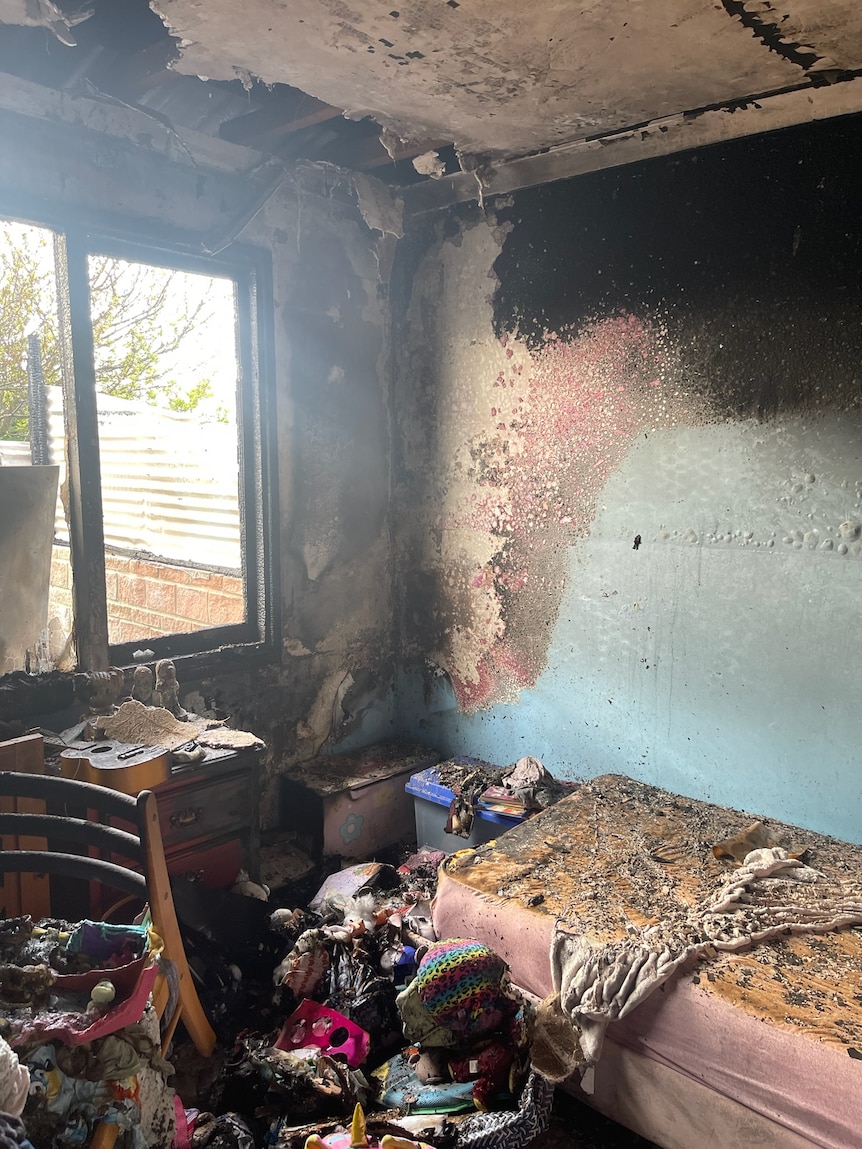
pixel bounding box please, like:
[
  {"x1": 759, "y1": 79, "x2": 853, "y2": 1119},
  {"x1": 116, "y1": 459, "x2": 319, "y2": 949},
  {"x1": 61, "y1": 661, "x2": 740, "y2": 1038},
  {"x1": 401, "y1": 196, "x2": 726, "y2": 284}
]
[{"x1": 432, "y1": 775, "x2": 862, "y2": 1149}]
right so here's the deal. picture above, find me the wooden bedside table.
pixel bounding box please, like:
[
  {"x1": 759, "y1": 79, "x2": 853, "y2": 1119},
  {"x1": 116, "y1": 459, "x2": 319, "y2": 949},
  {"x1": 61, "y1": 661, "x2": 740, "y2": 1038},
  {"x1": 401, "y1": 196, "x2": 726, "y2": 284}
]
[
  {"x1": 57, "y1": 739, "x2": 263, "y2": 895},
  {"x1": 157, "y1": 745, "x2": 262, "y2": 887}
]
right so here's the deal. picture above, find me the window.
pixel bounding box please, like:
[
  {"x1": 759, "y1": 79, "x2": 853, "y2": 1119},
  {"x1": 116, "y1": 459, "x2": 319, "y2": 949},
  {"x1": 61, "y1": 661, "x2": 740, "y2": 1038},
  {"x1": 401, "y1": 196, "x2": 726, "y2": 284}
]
[{"x1": 0, "y1": 216, "x2": 277, "y2": 673}]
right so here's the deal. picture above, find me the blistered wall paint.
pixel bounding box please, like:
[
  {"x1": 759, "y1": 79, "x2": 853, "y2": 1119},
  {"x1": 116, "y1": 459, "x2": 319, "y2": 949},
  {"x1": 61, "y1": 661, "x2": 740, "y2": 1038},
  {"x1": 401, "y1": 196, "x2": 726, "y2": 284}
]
[{"x1": 393, "y1": 112, "x2": 862, "y2": 841}]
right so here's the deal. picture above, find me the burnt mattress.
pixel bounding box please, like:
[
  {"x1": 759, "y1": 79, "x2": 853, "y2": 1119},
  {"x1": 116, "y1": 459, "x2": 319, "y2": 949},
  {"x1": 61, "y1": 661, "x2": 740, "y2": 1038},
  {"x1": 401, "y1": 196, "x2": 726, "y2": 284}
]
[{"x1": 432, "y1": 774, "x2": 862, "y2": 1149}]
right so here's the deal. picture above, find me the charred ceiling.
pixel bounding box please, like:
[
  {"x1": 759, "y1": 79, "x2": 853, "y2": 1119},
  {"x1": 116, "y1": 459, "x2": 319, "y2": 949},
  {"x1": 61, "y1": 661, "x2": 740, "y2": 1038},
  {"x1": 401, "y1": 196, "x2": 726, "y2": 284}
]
[
  {"x1": 153, "y1": 0, "x2": 862, "y2": 160},
  {"x1": 1, "y1": 0, "x2": 862, "y2": 199}
]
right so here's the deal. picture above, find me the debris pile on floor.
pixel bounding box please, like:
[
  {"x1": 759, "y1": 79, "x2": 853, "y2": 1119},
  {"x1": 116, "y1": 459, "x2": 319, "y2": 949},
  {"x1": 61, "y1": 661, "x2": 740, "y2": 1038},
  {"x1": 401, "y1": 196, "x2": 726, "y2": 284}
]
[
  {"x1": 1, "y1": 749, "x2": 577, "y2": 1149},
  {"x1": 171, "y1": 848, "x2": 553, "y2": 1149}
]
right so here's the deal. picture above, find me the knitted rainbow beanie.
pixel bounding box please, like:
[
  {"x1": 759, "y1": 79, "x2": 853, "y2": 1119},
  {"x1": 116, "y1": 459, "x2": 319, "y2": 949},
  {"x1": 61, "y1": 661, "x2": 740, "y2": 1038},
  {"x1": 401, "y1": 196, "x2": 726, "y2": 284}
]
[{"x1": 415, "y1": 939, "x2": 508, "y2": 1037}]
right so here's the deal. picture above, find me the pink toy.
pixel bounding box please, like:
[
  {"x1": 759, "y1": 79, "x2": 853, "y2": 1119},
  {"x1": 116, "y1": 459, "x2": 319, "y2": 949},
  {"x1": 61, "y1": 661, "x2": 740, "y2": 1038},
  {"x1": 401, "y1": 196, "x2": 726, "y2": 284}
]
[{"x1": 274, "y1": 1000, "x2": 370, "y2": 1067}]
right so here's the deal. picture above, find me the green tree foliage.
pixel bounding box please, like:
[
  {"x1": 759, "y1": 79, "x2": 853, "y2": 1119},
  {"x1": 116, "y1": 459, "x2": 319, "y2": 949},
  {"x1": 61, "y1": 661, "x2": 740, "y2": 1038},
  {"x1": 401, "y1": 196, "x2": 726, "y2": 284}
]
[
  {"x1": 0, "y1": 226, "x2": 58, "y2": 439},
  {"x1": 0, "y1": 220, "x2": 226, "y2": 441}
]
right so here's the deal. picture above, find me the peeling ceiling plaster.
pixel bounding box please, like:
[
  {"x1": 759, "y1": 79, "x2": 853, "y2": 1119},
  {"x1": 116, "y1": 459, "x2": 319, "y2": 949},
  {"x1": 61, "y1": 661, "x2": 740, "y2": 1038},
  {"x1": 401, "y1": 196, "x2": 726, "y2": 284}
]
[
  {"x1": 0, "y1": 0, "x2": 91, "y2": 45},
  {"x1": 153, "y1": 0, "x2": 860, "y2": 160},
  {"x1": 759, "y1": 0, "x2": 862, "y2": 70}
]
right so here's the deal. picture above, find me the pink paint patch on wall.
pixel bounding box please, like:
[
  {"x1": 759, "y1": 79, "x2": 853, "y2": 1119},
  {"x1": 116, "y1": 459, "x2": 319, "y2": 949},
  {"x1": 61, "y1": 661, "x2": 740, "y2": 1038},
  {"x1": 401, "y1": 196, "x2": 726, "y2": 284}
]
[
  {"x1": 434, "y1": 313, "x2": 697, "y2": 713},
  {"x1": 449, "y1": 643, "x2": 535, "y2": 711},
  {"x1": 496, "y1": 316, "x2": 659, "y2": 534}
]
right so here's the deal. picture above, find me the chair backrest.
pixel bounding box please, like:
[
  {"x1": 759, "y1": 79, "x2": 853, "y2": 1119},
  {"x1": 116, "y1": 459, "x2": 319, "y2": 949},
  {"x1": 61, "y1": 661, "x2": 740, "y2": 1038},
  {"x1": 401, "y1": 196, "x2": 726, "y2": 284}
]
[
  {"x1": 0, "y1": 760, "x2": 216, "y2": 1057},
  {"x1": 0, "y1": 770, "x2": 149, "y2": 902}
]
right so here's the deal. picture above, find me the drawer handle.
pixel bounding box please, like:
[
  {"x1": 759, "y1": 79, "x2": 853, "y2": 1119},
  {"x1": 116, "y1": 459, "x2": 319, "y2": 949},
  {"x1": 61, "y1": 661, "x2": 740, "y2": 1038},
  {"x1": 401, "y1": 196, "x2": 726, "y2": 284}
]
[{"x1": 170, "y1": 806, "x2": 203, "y2": 828}]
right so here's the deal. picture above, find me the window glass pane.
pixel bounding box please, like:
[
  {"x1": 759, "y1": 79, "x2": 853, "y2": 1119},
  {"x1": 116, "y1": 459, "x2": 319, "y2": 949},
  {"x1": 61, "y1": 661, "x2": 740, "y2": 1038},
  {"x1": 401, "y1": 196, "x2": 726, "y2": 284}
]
[
  {"x1": 86, "y1": 255, "x2": 245, "y2": 646},
  {"x1": 0, "y1": 219, "x2": 76, "y2": 671}
]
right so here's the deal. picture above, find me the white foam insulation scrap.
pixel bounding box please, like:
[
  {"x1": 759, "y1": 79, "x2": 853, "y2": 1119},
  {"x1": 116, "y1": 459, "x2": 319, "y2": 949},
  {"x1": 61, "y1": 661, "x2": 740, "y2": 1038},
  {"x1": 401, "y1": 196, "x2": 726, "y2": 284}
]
[{"x1": 412, "y1": 151, "x2": 446, "y2": 179}]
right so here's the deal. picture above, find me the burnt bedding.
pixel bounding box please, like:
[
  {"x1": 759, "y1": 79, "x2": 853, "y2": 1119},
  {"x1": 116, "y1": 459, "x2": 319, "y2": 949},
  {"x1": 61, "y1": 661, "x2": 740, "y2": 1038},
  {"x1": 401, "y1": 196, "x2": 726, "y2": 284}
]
[{"x1": 432, "y1": 774, "x2": 862, "y2": 1149}]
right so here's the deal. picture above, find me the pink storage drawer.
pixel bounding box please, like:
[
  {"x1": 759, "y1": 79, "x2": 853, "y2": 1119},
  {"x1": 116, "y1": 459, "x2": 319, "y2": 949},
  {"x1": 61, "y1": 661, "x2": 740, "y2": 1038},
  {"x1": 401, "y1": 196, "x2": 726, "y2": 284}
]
[{"x1": 279, "y1": 742, "x2": 440, "y2": 859}]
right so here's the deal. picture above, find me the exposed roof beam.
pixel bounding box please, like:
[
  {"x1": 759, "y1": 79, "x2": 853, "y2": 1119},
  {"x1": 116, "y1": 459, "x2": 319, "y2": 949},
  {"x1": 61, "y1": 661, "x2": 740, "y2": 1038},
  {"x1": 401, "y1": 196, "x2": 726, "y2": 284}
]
[
  {"x1": 331, "y1": 132, "x2": 450, "y2": 172},
  {"x1": 220, "y1": 92, "x2": 342, "y2": 146},
  {"x1": 365, "y1": 137, "x2": 451, "y2": 171},
  {"x1": 108, "y1": 39, "x2": 180, "y2": 98},
  {"x1": 0, "y1": 72, "x2": 278, "y2": 243},
  {"x1": 0, "y1": 71, "x2": 269, "y2": 177}
]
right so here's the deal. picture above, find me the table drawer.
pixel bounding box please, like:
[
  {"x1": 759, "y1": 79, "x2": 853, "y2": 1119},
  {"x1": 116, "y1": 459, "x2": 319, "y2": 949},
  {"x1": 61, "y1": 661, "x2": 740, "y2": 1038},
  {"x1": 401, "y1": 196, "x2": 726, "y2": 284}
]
[
  {"x1": 167, "y1": 835, "x2": 244, "y2": 889},
  {"x1": 157, "y1": 772, "x2": 251, "y2": 849}
]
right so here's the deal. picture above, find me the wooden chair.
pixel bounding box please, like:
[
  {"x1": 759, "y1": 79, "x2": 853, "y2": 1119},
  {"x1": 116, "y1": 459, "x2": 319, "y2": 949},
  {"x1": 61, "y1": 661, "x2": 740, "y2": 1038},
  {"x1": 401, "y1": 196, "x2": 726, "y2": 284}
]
[{"x1": 0, "y1": 760, "x2": 216, "y2": 1059}]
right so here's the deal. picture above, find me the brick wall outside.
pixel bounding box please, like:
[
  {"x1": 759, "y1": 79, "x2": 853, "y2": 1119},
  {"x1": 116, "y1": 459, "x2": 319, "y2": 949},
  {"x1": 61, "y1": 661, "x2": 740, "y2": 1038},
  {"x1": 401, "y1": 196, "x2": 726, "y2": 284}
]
[{"x1": 50, "y1": 545, "x2": 244, "y2": 646}]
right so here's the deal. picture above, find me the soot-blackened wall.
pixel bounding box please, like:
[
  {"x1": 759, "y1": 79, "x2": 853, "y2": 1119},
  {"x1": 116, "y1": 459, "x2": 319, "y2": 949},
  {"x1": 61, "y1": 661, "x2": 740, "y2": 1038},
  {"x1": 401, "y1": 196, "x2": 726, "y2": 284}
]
[{"x1": 393, "y1": 112, "x2": 862, "y2": 841}]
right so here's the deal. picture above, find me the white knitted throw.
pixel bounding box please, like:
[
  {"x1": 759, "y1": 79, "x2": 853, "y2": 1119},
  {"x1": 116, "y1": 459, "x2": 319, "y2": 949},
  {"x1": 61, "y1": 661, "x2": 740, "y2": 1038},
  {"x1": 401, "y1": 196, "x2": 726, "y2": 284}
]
[
  {"x1": 551, "y1": 846, "x2": 862, "y2": 1063},
  {"x1": 0, "y1": 1035, "x2": 30, "y2": 1118}
]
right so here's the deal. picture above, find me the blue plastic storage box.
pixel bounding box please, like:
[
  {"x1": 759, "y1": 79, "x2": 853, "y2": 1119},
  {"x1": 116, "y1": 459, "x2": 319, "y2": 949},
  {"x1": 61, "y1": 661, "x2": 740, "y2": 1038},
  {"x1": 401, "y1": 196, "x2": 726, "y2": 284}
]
[{"x1": 405, "y1": 766, "x2": 526, "y2": 853}]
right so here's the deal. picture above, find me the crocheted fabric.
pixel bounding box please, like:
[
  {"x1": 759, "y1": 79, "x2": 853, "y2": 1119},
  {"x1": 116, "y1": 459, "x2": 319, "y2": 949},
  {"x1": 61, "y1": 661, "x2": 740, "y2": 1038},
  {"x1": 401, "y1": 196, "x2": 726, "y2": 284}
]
[
  {"x1": 415, "y1": 940, "x2": 508, "y2": 1038},
  {"x1": 0, "y1": 1038, "x2": 29, "y2": 1119},
  {"x1": 456, "y1": 1072, "x2": 554, "y2": 1149}
]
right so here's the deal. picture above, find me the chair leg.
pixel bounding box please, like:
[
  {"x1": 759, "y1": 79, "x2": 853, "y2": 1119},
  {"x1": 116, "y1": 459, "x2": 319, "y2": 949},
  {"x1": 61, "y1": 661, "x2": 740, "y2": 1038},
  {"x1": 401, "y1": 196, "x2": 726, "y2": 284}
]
[{"x1": 138, "y1": 792, "x2": 216, "y2": 1057}]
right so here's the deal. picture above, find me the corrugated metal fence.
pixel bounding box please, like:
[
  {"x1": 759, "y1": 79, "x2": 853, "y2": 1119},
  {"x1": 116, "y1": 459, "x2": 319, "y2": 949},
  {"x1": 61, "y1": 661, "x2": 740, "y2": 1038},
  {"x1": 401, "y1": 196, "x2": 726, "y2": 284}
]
[{"x1": 0, "y1": 387, "x2": 242, "y2": 571}]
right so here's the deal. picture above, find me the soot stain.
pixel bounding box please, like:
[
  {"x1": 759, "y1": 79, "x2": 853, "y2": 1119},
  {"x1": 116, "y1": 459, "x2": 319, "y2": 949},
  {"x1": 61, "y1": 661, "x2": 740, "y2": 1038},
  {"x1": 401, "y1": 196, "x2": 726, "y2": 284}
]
[{"x1": 492, "y1": 112, "x2": 862, "y2": 420}]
